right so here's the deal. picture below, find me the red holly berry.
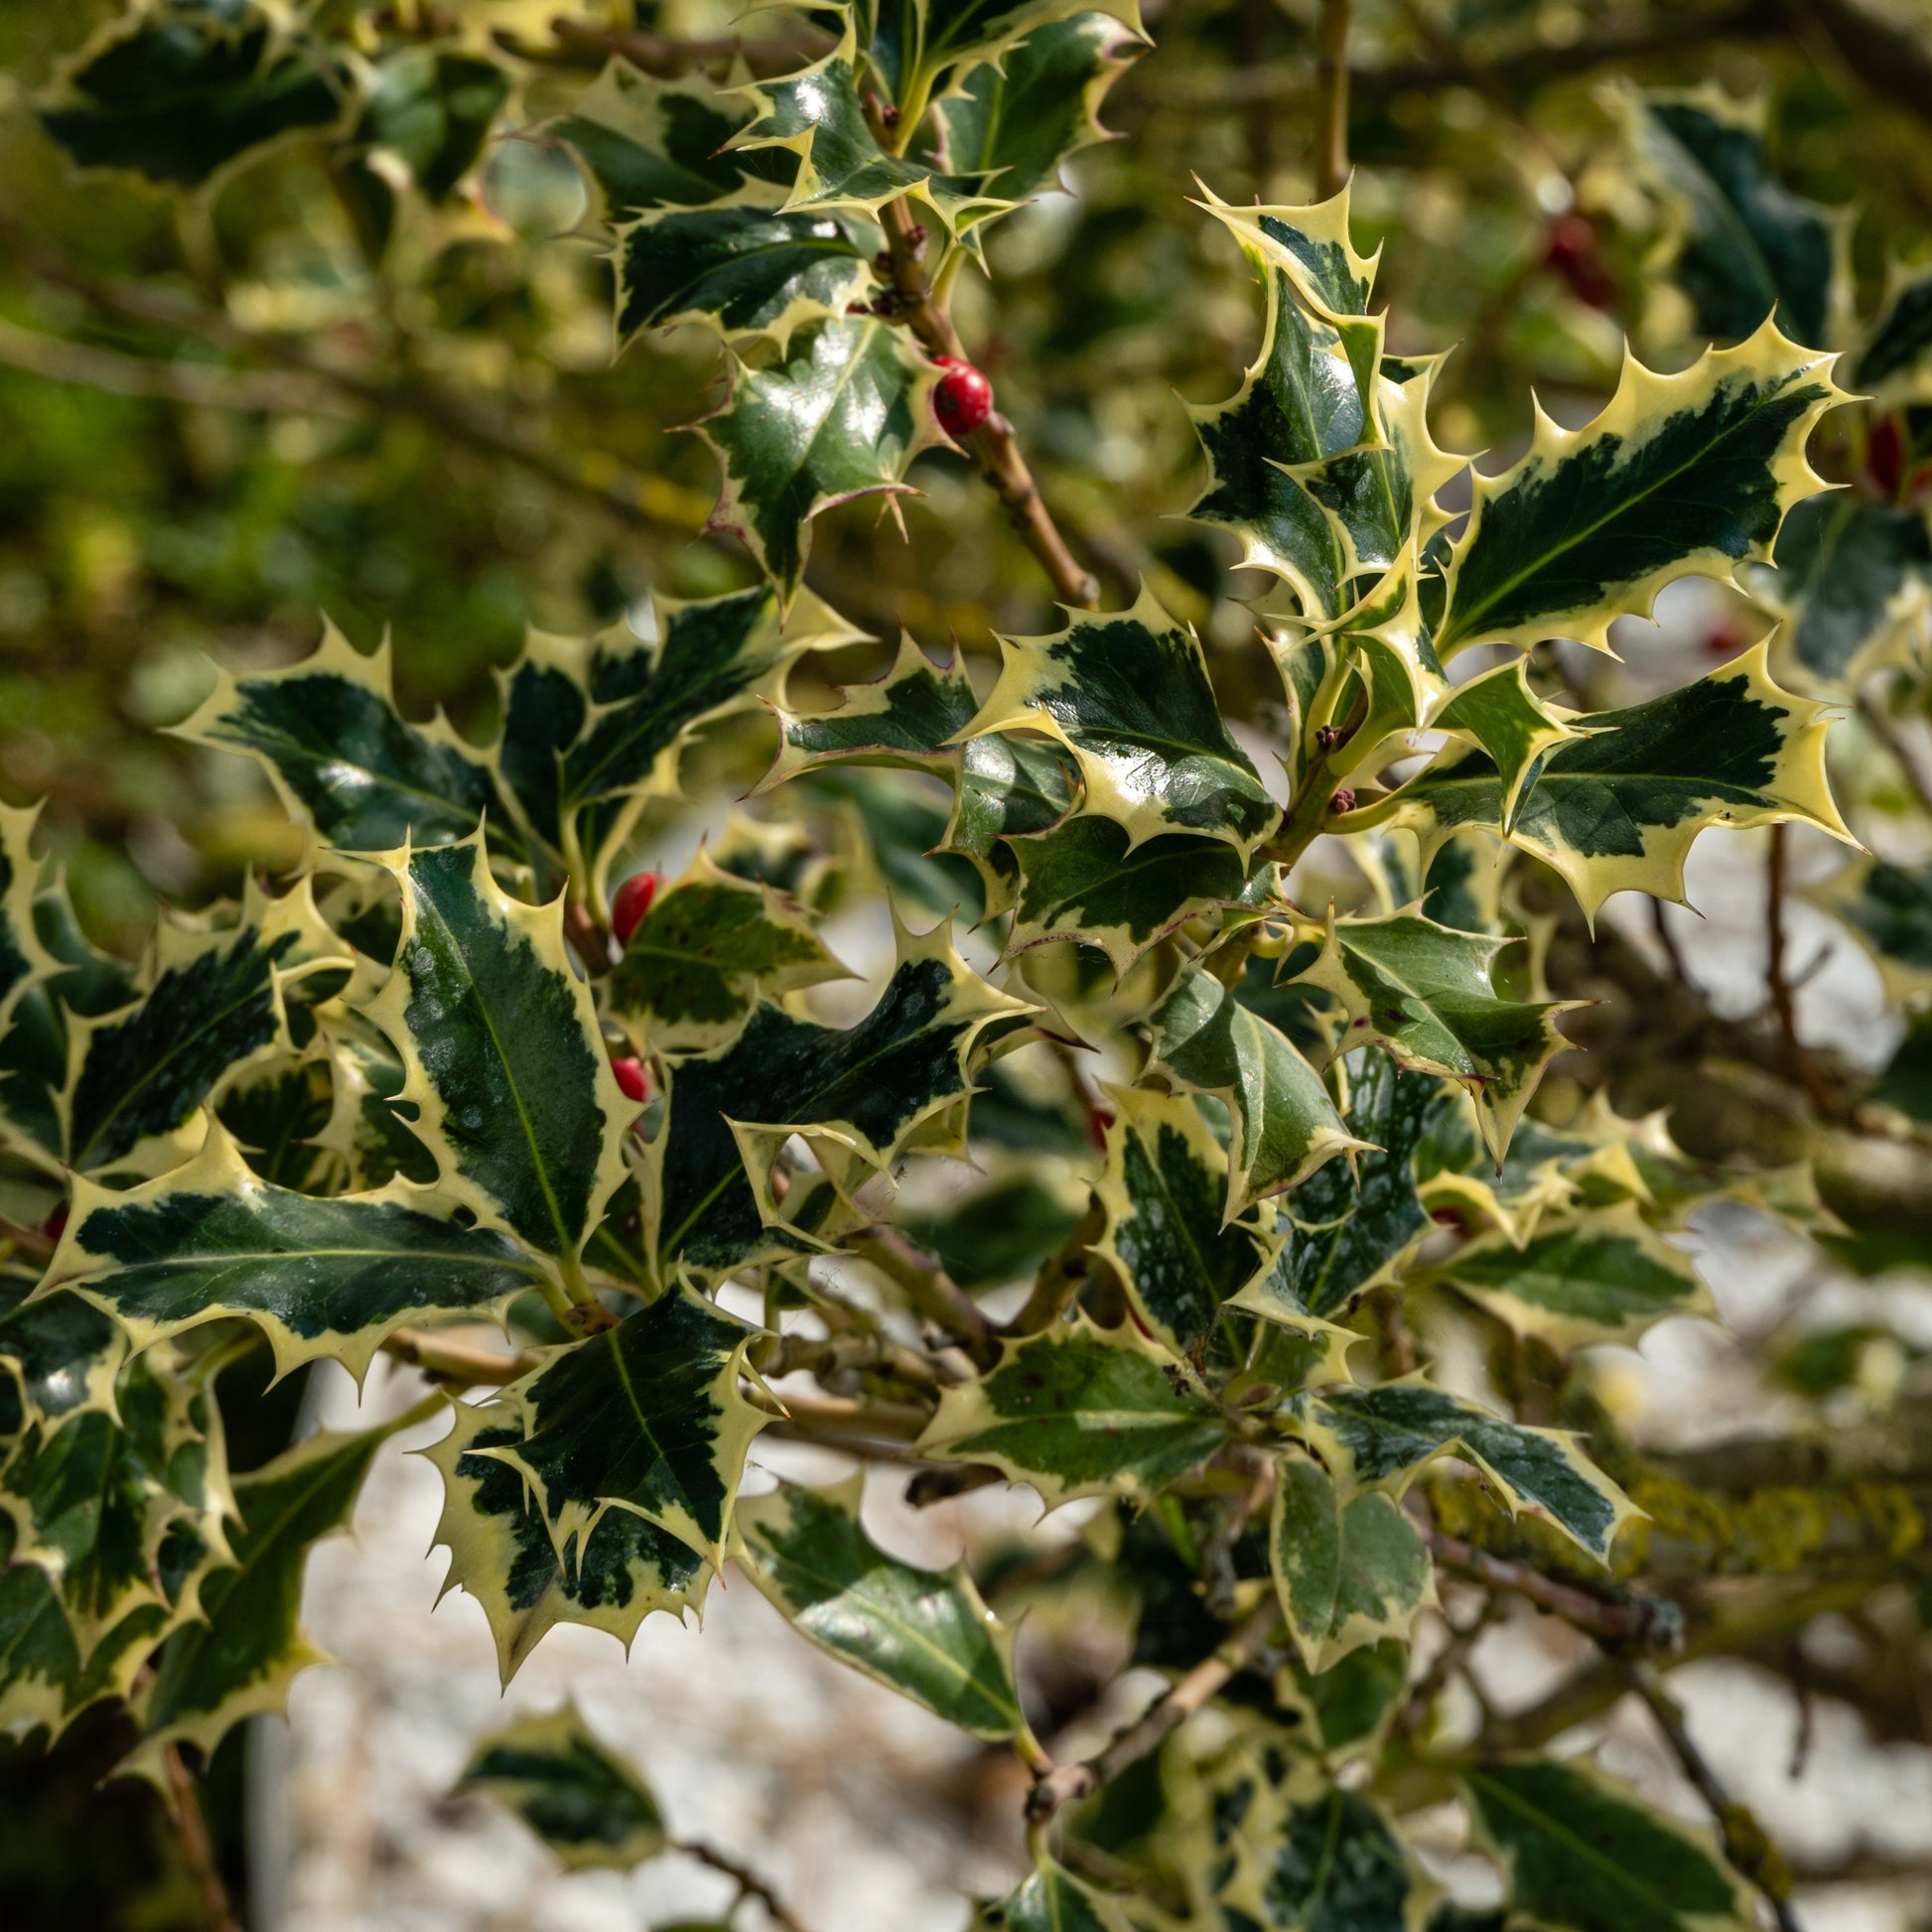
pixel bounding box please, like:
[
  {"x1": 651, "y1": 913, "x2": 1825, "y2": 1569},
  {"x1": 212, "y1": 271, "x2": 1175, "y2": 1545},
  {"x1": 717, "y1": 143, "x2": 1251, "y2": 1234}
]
[
  {"x1": 612, "y1": 871, "x2": 658, "y2": 947},
  {"x1": 611, "y1": 1055, "x2": 650, "y2": 1104},
  {"x1": 1868, "y1": 416, "x2": 1905, "y2": 499},
  {"x1": 931, "y1": 357, "x2": 993, "y2": 438}
]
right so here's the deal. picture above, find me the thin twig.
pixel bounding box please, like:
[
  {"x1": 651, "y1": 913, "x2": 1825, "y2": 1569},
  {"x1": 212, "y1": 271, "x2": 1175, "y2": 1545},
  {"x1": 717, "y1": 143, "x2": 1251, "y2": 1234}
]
[
  {"x1": 754, "y1": 1326, "x2": 964, "y2": 1389},
  {"x1": 1429, "y1": 1532, "x2": 1683, "y2": 1652},
  {"x1": 745, "y1": 1385, "x2": 932, "y2": 1441},
  {"x1": 1003, "y1": 1196, "x2": 1103, "y2": 1337},
  {"x1": 1026, "y1": 1599, "x2": 1282, "y2": 1822},
  {"x1": 1621, "y1": 1661, "x2": 1802, "y2": 1932},
  {"x1": 1764, "y1": 824, "x2": 1831, "y2": 1110},
  {"x1": 1650, "y1": 896, "x2": 1692, "y2": 985},
  {"x1": 383, "y1": 1327, "x2": 537, "y2": 1387},
  {"x1": 162, "y1": 1744, "x2": 243, "y2": 1932},
  {"x1": 848, "y1": 1225, "x2": 999, "y2": 1366},
  {"x1": 1312, "y1": 0, "x2": 1355, "y2": 198},
  {"x1": 872, "y1": 194, "x2": 1100, "y2": 608},
  {"x1": 674, "y1": 1838, "x2": 815, "y2": 1932}
]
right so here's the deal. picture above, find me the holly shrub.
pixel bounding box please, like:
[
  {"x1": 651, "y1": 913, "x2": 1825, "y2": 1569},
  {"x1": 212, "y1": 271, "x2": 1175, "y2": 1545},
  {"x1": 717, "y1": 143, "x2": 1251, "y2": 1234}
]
[{"x1": 4, "y1": 1, "x2": 1932, "y2": 1928}]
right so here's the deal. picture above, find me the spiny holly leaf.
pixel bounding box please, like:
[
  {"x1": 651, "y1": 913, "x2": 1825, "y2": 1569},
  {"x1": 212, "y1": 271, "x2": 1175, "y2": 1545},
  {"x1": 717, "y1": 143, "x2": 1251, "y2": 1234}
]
[
  {"x1": 214, "y1": 1048, "x2": 337, "y2": 1191},
  {"x1": 1310, "y1": 560, "x2": 1449, "y2": 785},
  {"x1": 38, "y1": 0, "x2": 350, "y2": 191},
  {"x1": 1295, "y1": 1379, "x2": 1638, "y2": 1562},
  {"x1": 964, "y1": 586, "x2": 1278, "y2": 852},
  {"x1": 1222, "y1": 1255, "x2": 1362, "y2": 1397},
  {"x1": 860, "y1": 0, "x2": 1142, "y2": 114},
  {"x1": 128, "y1": 1411, "x2": 408, "y2": 1780},
  {"x1": 1852, "y1": 264, "x2": 1932, "y2": 405},
  {"x1": 1183, "y1": 253, "x2": 1365, "y2": 617},
  {"x1": 1258, "y1": 1786, "x2": 1419, "y2": 1932},
  {"x1": 761, "y1": 633, "x2": 981, "y2": 786},
  {"x1": 458, "y1": 1704, "x2": 668, "y2": 1871},
  {"x1": 1092, "y1": 1085, "x2": 1278, "y2": 1358},
  {"x1": 1623, "y1": 88, "x2": 1843, "y2": 351},
  {"x1": 942, "y1": 733, "x2": 1077, "y2": 912},
  {"x1": 0, "y1": 803, "x2": 58, "y2": 1031},
  {"x1": 1433, "y1": 323, "x2": 1845, "y2": 656},
  {"x1": 977, "y1": 1857, "x2": 1134, "y2": 1932},
  {"x1": 314, "y1": 1022, "x2": 438, "y2": 1190},
  {"x1": 927, "y1": 13, "x2": 1142, "y2": 205},
  {"x1": 554, "y1": 586, "x2": 865, "y2": 861},
  {"x1": 1462, "y1": 1758, "x2": 1753, "y2": 1932},
  {"x1": 729, "y1": 23, "x2": 999, "y2": 233},
  {"x1": 1144, "y1": 966, "x2": 1360, "y2": 1220},
  {"x1": 64, "y1": 880, "x2": 348, "y2": 1176},
  {"x1": 1273, "y1": 1641, "x2": 1408, "y2": 1761},
  {"x1": 1192, "y1": 183, "x2": 1385, "y2": 413},
  {"x1": 1006, "y1": 818, "x2": 1272, "y2": 976},
  {"x1": 1269, "y1": 1454, "x2": 1431, "y2": 1672},
  {"x1": 1268, "y1": 1048, "x2": 1443, "y2": 1320},
  {"x1": 734, "y1": 1474, "x2": 1031, "y2": 1741},
  {"x1": 1809, "y1": 853, "x2": 1932, "y2": 1001},
  {"x1": 1293, "y1": 909, "x2": 1577, "y2": 1164},
  {"x1": 1416, "y1": 1092, "x2": 1582, "y2": 1247},
  {"x1": 176, "y1": 621, "x2": 514, "y2": 856},
  {"x1": 423, "y1": 1402, "x2": 709, "y2": 1687},
  {"x1": 1433, "y1": 1203, "x2": 1709, "y2": 1347},
  {"x1": 0, "y1": 1267, "x2": 125, "y2": 1439},
  {"x1": 608, "y1": 851, "x2": 846, "y2": 1052},
  {"x1": 692, "y1": 316, "x2": 946, "y2": 607},
  {"x1": 481, "y1": 1284, "x2": 765, "y2": 1567},
  {"x1": 361, "y1": 835, "x2": 631, "y2": 1272},
  {"x1": 1431, "y1": 658, "x2": 1582, "y2": 835},
  {"x1": 916, "y1": 1317, "x2": 1228, "y2": 1508},
  {"x1": 1745, "y1": 493, "x2": 1932, "y2": 695},
  {"x1": 617, "y1": 190, "x2": 877, "y2": 351},
  {"x1": 650, "y1": 919, "x2": 1031, "y2": 1276},
  {"x1": 1387, "y1": 644, "x2": 1852, "y2": 918},
  {"x1": 550, "y1": 59, "x2": 782, "y2": 218},
  {"x1": 46, "y1": 1122, "x2": 551, "y2": 1380}
]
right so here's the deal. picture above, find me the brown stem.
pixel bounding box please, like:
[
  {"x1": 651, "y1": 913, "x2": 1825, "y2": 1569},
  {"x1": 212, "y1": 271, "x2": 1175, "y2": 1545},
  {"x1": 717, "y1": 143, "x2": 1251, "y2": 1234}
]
[
  {"x1": 163, "y1": 1744, "x2": 243, "y2": 1932},
  {"x1": 1621, "y1": 1661, "x2": 1801, "y2": 1931},
  {"x1": 745, "y1": 1385, "x2": 932, "y2": 1441},
  {"x1": 383, "y1": 1327, "x2": 537, "y2": 1386},
  {"x1": 1764, "y1": 824, "x2": 1831, "y2": 1110},
  {"x1": 873, "y1": 196, "x2": 1100, "y2": 609},
  {"x1": 1427, "y1": 1532, "x2": 1682, "y2": 1651},
  {"x1": 1649, "y1": 896, "x2": 1691, "y2": 985},
  {"x1": 0, "y1": 1216, "x2": 56, "y2": 1267},
  {"x1": 674, "y1": 1839, "x2": 815, "y2": 1932},
  {"x1": 753, "y1": 1327, "x2": 963, "y2": 1390},
  {"x1": 1312, "y1": 0, "x2": 1355, "y2": 198},
  {"x1": 1026, "y1": 1599, "x2": 1282, "y2": 1822},
  {"x1": 848, "y1": 1225, "x2": 999, "y2": 1366},
  {"x1": 1004, "y1": 1196, "x2": 1104, "y2": 1337}
]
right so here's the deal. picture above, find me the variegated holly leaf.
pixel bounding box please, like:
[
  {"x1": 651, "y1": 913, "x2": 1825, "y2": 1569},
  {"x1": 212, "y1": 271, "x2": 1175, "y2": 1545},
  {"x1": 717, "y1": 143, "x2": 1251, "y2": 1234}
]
[
  {"x1": 423, "y1": 1401, "x2": 709, "y2": 1687},
  {"x1": 38, "y1": 0, "x2": 351, "y2": 191},
  {"x1": 1183, "y1": 254, "x2": 1365, "y2": 617},
  {"x1": 1809, "y1": 853, "x2": 1932, "y2": 1001},
  {"x1": 1745, "y1": 494, "x2": 1932, "y2": 695},
  {"x1": 1144, "y1": 966, "x2": 1359, "y2": 1220},
  {"x1": 1431, "y1": 658, "x2": 1582, "y2": 834},
  {"x1": 0, "y1": 802, "x2": 57, "y2": 1031},
  {"x1": 1092, "y1": 1085, "x2": 1278, "y2": 1358},
  {"x1": 1293, "y1": 1379, "x2": 1638, "y2": 1562},
  {"x1": 315, "y1": 1022, "x2": 438, "y2": 1189},
  {"x1": 1433, "y1": 1203, "x2": 1709, "y2": 1348},
  {"x1": 608, "y1": 851, "x2": 845, "y2": 1052},
  {"x1": 729, "y1": 24, "x2": 999, "y2": 232},
  {"x1": 650, "y1": 919, "x2": 1031, "y2": 1275},
  {"x1": 360, "y1": 836, "x2": 630, "y2": 1278},
  {"x1": 215, "y1": 1050, "x2": 337, "y2": 1190},
  {"x1": 916, "y1": 1317, "x2": 1228, "y2": 1507},
  {"x1": 762, "y1": 633, "x2": 980, "y2": 787},
  {"x1": 1306, "y1": 560, "x2": 1448, "y2": 786},
  {"x1": 942, "y1": 732, "x2": 1076, "y2": 911},
  {"x1": 1462, "y1": 1758, "x2": 1753, "y2": 1932},
  {"x1": 1292, "y1": 909, "x2": 1577, "y2": 1163},
  {"x1": 735, "y1": 1475, "x2": 1031, "y2": 1741},
  {"x1": 964, "y1": 587, "x2": 1278, "y2": 852},
  {"x1": 458, "y1": 1705, "x2": 668, "y2": 1871},
  {"x1": 0, "y1": 1266, "x2": 125, "y2": 1440},
  {"x1": 1623, "y1": 88, "x2": 1843, "y2": 351},
  {"x1": 617, "y1": 191, "x2": 877, "y2": 351},
  {"x1": 976, "y1": 1859, "x2": 1135, "y2": 1932},
  {"x1": 1386, "y1": 644, "x2": 1852, "y2": 918},
  {"x1": 64, "y1": 880, "x2": 348, "y2": 1176},
  {"x1": 177, "y1": 621, "x2": 517, "y2": 857},
  {"x1": 46, "y1": 1122, "x2": 551, "y2": 1380},
  {"x1": 480, "y1": 1284, "x2": 764, "y2": 1566},
  {"x1": 1433, "y1": 323, "x2": 1845, "y2": 656},
  {"x1": 551, "y1": 59, "x2": 783, "y2": 218},
  {"x1": 693, "y1": 317, "x2": 946, "y2": 606},
  {"x1": 555, "y1": 587, "x2": 864, "y2": 864},
  {"x1": 1006, "y1": 818, "x2": 1272, "y2": 975},
  {"x1": 1256, "y1": 1786, "x2": 1420, "y2": 1932},
  {"x1": 1852, "y1": 264, "x2": 1932, "y2": 406},
  {"x1": 1269, "y1": 1453, "x2": 1431, "y2": 1673},
  {"x1": 860, "y1": 0, "x2": 1142, "y2": 114},
  {"x1": 1268, "y1": 1048, "x2": 1443, "y2": 1320},
  {"x1": 128, "y1": 1412, "x2": 407, "y2": 1778},
  {"x1": 927, "y1": 13, "x2": 1141, "y2": 205}
]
